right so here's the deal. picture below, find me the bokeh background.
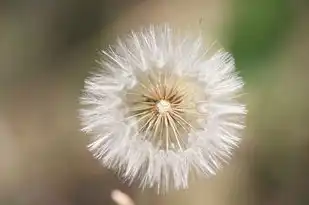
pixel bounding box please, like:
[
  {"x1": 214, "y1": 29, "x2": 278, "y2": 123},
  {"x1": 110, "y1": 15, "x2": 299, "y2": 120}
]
[{"x1": 1, "y1": 0, "x2": 309, "y2": 204}]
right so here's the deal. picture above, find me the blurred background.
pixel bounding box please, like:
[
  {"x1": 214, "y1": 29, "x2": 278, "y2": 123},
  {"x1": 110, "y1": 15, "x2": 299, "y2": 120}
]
[{"x1": 1, "y1": 0, "x2": 309, "y2": 204}]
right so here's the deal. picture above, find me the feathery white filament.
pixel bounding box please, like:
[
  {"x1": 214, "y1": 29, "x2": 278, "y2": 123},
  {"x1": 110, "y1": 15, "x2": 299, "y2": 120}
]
[{"x1": 79, "y1": 24, "x2": 247, "y2": 193}]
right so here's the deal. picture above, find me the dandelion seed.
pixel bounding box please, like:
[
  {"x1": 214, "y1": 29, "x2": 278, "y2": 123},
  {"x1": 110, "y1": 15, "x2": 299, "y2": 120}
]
[{"x1": 79, "y1": 24, "x2": 247, "y2": 192}]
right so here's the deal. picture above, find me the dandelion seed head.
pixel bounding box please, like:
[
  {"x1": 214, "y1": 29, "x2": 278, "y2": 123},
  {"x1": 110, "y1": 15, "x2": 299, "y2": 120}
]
[{"x1": 79, "y1": 24, "x2": 247, "y2": 193}]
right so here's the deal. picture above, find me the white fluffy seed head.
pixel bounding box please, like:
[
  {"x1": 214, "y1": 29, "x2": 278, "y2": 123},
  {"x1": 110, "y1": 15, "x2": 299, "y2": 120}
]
[{"x1": 79, "y1": 24, "x2": 247, "y2": 193}]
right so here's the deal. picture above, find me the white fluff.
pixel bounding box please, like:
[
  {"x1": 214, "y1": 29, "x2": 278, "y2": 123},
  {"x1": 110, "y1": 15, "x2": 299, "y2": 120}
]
[{"x1": 79, "y1": 24, "x2": 247, "y2": 192}]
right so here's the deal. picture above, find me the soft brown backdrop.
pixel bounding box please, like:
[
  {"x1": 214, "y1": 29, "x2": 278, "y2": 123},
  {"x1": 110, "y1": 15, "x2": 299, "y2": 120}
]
[{"x1": 1, "y1": 0, "x2": 309, "y2": 204}]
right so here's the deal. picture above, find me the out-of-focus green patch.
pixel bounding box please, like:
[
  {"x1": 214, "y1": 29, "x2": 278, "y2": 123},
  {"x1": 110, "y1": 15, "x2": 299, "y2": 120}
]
[{"x1": 227, "y1": 0, "x2": 294, "y2": 81}]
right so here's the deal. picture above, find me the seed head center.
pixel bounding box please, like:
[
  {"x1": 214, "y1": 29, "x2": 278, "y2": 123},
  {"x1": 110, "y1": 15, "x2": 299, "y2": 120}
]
[{"x1": 156, "y1": 100, "x2": 171, "y2": 114}]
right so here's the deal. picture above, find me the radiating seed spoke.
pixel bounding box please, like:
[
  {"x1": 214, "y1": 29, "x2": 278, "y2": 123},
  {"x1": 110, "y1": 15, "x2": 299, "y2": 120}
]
[
  {"x1": 166, "y1": 113, "x2": 184, "y2": 151},
  {"x1": 164, "y1": 114, "x2": 170, "y2": 151},
  {"x1": 143, "y1": 113, "x2": 158, "y2": 140},
  {"x1": 128, "y1": 105, "x2": 152, "y2": 112},
  {"x1": 125, "y1": 109, "x2": 152, "y2": 120},
  {"x1": 170, "y1": 112, "x2": 190, "y2": 133},
  {"x1": 152, "y1": 114, "x2": 162, "y2": 144},
  {"x1": 138, "y1": 111, "x2": 156, "y2": 133},
  {"x1": 173, "y1": 108, "x2": 205, "y2": 116},
  {"x1": 171, "y1": 112, "x2": 195, "y2": 130}
]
